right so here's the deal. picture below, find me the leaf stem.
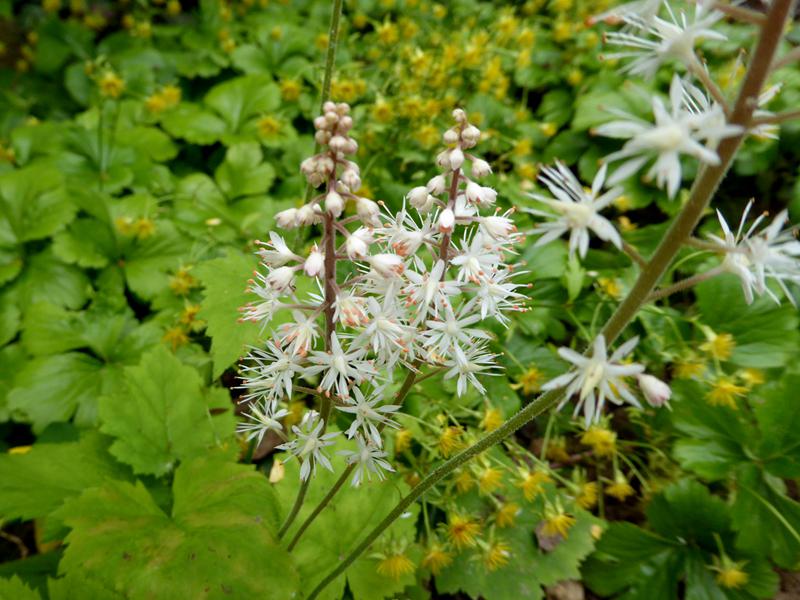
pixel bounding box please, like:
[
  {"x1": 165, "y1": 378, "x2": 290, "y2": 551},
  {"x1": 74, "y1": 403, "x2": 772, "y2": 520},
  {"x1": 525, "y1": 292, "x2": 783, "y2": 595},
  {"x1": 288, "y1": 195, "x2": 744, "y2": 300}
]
[
  {"x1": 306, "y1": 1, "x2": 794, "y2": 595},
  {"x1": 646, "y1": 266, "x2": 725, "y2": 302}
]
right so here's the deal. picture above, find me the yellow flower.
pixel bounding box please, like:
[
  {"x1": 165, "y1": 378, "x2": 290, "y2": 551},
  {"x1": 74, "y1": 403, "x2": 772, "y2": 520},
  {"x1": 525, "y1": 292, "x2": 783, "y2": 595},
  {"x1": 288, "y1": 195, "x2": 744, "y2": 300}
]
[
  {"x1": 160, "y1": 85, "x2": 181, "y2": 107},
  {"x1": 518, "y1": 27, "x2": 536, "y2": 46},
  {"x1": 545, "y1": 436, "x2": 570, "y2": 463},
  {"x1": 270, "y1": 26, "x2": 283, "y2": 40},
  {"x1": 179, "y1": 304, "x2": 202, "y2": 326},
  {"x1": 618, "y1": 215, "x2": 636, "y2": 232},
  {"x1": 43, "y1": 0, "x2": 61, "y2": 13},
  {"x1": 576, "y1": 481, "x2": 598, "y2": 509},
  {"x1": 162, "y1": 326, "x2": 189, "y2": 350},
  {"x1": 540, "y1": 122, "x2": 558, "y2": 137},
  {"x1": 553, "y1": 21, "x2": 572, "y2": 43},
  {"x1": 674, "y1": 359, "x2": 706, "y2": 379},
  {"x1": 280, "y1": 79, "x2": 301, "y2": 102},
  {"x1": 455, "y1": 469, "x2": 474, "y2": 494},
  {"x1": 167, "y1": 0, "x2": 181, "y2": 16},
  {"x1": 258, "y1": 116, "x2": 281, "y2": 138},
  {"x1": 700, "y1": 331, "x2": 735, "y2": 361},
  {"x1": 285, "y1": 400, "x2": 305, "y2": 429},
  {"x1": 496, "y1": 502, "x2": 521, "y2": 528},
  {"x1": 597, "y1": 277, "x2": 623, "y2": 299},
  {"x1": 567, "y1": 68, "x2": 584, "y2": 86},
  {"x1": 740, "y1": 368, "x2": 765, "y2": 388},
  {"x1": 606, "y1": 473, "x2": 635, "y2": 501},
  {"x1": 314, "y1": 33, "x2": 329, "y2": 50},
  {"x1": 447, "y1": 514, "x2": 481, "y2": 549},
  {"x1": 517, "y1": 468, "x2": 552, "y2": 501},
  {"x1": 706, "y1": 376, "x2": 747, "y2": 409},
  {"x1": 513, "y1": 139, "x2": 532, "y2": 157},
  {"x1": 517, "y1": 162, "x2": 537, "y2": 181},
  {"x1": 352, "y1": 13, "x2": 368, "y2": 29},
  {"x1": 415, "y1": 124, "x2": 439, "y2": 149},
  {"x1": 376, "y1": 20, "x2": 398, "y2": 45},
  {"x1": 371, "y1": 99, "x2": 393, "y2": 123},
  {"x1": 511, "y1": 367, "x2": 543, "y2": 395},
  {"x1": 716, "y1": 566, "x2": 748, "y2": 589},
  {"x1": 376, "y1": 552, "x2": 415, "y2": 580},
  {"x1": 0, "y1": 145, "x2": 15, "y2": 164},
  {"x1": 121, "y1": 14, "x2": 135, "y2": 29},
  {"x1": 432, "y1": 4, "x2": 447, "y2": 18},
  {"x1": 480, "y1": 407, "x2": 503, "y2": 432},
  {"x1": 541, "y1": 508, "x2": 576, "y2": 538},
  {"x1": 422, "y1": 543, "x2": 453, "y2": 575},
  {"x1": 394, "y1": 428, "x2": 412, "y2": 454},
  {"x1": 169, "y1": 267, "x2": 198, "y2": 296},
  {"x1": 483, "y1": 540, "x2": 511, "y2": 571},
  {"x1": 99, "y1": 71, "x2": 124, "y2": 99},
  {"x1": 580, "y1": 425, "x2": 617, "y2": 457},
  {"x1": 478, "y1": 467, "x2": 504, "y2": 495},
  {"x1": 438, "y1": 425, "x2": 463, "y2": 457},
  {"x1": 145, "y1": 93, "x2": 167, "y2": 114}
]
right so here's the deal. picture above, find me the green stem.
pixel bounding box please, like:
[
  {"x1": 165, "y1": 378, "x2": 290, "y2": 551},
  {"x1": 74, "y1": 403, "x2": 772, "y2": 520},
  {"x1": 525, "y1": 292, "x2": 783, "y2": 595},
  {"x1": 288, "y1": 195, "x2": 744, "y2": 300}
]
[
  {"x1": 306, "y1": 2, "x2": 793, "y2": 596},
  {"x1": 286, "y1": 368, "x2": 420, "y2": 551}
]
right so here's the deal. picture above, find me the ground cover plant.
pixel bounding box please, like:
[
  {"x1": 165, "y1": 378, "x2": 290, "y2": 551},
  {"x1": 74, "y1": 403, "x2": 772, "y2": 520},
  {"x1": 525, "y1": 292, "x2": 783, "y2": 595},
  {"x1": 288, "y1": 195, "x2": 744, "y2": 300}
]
[{"x1": 1, "y1": 0, "x2": 800, "y2": 598}]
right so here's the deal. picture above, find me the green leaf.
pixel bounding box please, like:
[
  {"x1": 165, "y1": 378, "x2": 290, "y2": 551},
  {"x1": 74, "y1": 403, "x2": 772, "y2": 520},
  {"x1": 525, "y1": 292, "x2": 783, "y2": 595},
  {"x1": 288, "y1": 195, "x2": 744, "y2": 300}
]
[
  {"x1": 696, "y1": 275, "x2": 799, "y2": 368},
  {"x1": 55, "y1": 457, "x2": 298, "y2": 599},
  {"x1": 0, "y1": 344, "x2": 25, "y2": 419},
  {"x1": 98, "y1": 346, "x2": 233, "y2": 476},
  {"x1": 205, "y1": 74, "x2": 280, "y2": 136},
  {"x1": 214, "y1": 142, "x2": 276, "y2": 198},
  {"x1": 0, "y1": 292, "x2": 20, "y2": 346},
  {"x1": 51, "y1": 218, "x2": 116, "y2": 269},
  {"x1": 160, "y1": 103, "x2": 227, "y2": 145},
  {"x1": 646, "y1": 480, "x2": 731, "y2": 549},
  {"x1": 196, "y1": 251, "x2": 261, "y2": 378},
  {"x1": 122, "y1": 221, "x2": 190, "y2": 299},
  {"x1": 12, "y1": 250, "x2": 91, "y2": 310},
  {"x1": 115, "y1": 126, "x2": 178, "y2": 162},
  {"x1": 754, "y1": 374, "x2": 800, "y2": 477},
  {"x1": 7, "y1": 353, "x2": 106, "y2": 431},
  {"x1": 0, "y1": 576, "x2": 40, "y2": 600},
  {"x1": 0, "y1": 165, "x2": 74, "y2": 243},
  {"x1": 0, "y1": 432, "x2": 129, "y2": 521}
]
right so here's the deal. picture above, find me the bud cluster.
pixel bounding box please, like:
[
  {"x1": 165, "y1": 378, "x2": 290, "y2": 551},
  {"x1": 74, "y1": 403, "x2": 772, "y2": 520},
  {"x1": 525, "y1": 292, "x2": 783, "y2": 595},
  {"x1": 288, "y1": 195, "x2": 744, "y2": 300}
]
[{"x1": 236, "y1": 106, "x2": 526, "y2": 484}]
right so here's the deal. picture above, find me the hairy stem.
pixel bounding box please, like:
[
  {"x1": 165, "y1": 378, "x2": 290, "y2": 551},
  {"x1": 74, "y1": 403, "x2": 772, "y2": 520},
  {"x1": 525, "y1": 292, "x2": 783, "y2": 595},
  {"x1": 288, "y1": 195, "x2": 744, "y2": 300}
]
[
  {"x1": 621, "y1": 241, "x2": 647, "y2": 268},
  {"x1": 646, "y1": 266, "x2": 725, "y2": 302},
  {"x1": 306, "y1": 2, "x2": 794, "y2": 595}
]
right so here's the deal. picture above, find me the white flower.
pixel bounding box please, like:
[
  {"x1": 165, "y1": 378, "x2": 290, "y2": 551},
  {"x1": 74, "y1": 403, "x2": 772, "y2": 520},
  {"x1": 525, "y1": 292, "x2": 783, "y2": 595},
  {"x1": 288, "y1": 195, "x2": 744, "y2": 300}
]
[
  {"x1": 451, "y1": 232, "x2": 501, "y2": 282},
  {"x1": 438, "y1": 207, "x2": 455, "y2": 233},
  {"x1": 471, "y1": 158, "x2": 492, "y2": 178},
  {"x1": 443, "y1": 343, "x2": 500, "y2": 396},
  {"x1": 239, "y1": 340, "x2": 305, "y2": 403},
  {"x1": 603, "y1": 4, "x2": 725, "y2": 79},
  {"x1": 275, "y1": 207, "x2": 298, "y2": 229},
  {"x1": 469, "y1": 269, "x2": 527, "y2": 326},
  {"x1": 337, "y1": 386, "x2": 401, "y2": 444},
  {"x1": 240, "y1": 275, "x2": 283, "y2": 326},
  {"x1": 427, "y1": 174, "x2": 447, "y2": 195},
  {"x1": 256, "y1": 232, "x2": 299, "y2": 266},
  {"x1": 339, "y1": 435, "x2": 395, "y2": 486},
  {"x1": 542, "y1": 335, "x2": 645, "y2": 426},
  {"x1": 277, "y1": 411, "x2": 340, "y2": 481},
  {"x1": 636, "y1": 374, "x2": 671, "y2": 407},
  {"x1": 524, "y1": 162, "x2": 622, "y2": 258},
  {"x1": 346, "y1": 227, "x2": 374, "y2": 259},
  {"x1": 356, "y1": 294, "x2": 412, "y2": 362},
  {"x1": 356, "y1": 197, "x2": 381, "y2": 226},
  {"x1": 710, "y1": 201, "x2": 800, "y2": 305},
  {"x1": 369, "y1": 253, "x2": 405, "y2": 278},
  {"x1": 424, "y1": 304, "x2": 492, "y2": 358},
  {"x1": 325, "y1": 191, "x2": 345, "y2": 217},
  {"x1": 595, "y1": 75, "x2": 741, "y2": 198},
  {"x1": 480, "y1": 210, "x2": 517, "y2": 241},
  {"x1": 403, "y1": 260, "x2": 461, "y2": 324},
  {"x1": 305, "y1": 333, "x2": 378, "y2": 397},
  {"x1": 237, "y1": 400, "x2": 289, "y2": 445},
  {"x1": 333, "y1": 291, "x2": 370, "y2": 327},
  {"x1": 278, "y1": 311, "x2": 320, "y2": 357}
]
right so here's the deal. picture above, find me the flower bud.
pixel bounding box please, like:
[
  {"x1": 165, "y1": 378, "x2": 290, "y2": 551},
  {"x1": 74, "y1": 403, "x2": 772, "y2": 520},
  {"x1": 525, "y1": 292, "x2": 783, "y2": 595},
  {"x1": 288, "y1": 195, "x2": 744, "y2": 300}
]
[
  {"x1": 267, "y1": 266, "x2": 295, "y2": 292},
  {"x1": 356, "y1": 197, "x2": 380, "y2": 225},
  {"x1": 325, "y1": 191, "x2": 344, "y2": 217},
  {"x1": 465, "y1": 181, "x2": 483, "y2": 204},
  {"x1": 275, "y1": 208, "x2": 298, "y2": 229},
  {"x1": 408, "y1": 186, "x2": 429, "y2": 207},
  {"x1": 443, "y1": 129, "x2": 459, "y2": 145},
  {"x1": 436, "y1": 150, "x2": 451, "y2": 170},
  {"x1": 427, "y1": 175, "x2": 447, "y2": 195},
  {"x1": 637, "y1": 374, "x2": 671, "y2": 407},
  {"x1": 344, "y1": 139, "x2": 358, "y2": 155},
  {"x1": 449, "y1": 147, "x2": 465, "y2": 170},
  {"x1": 313, "y1": 116, "x2": 327, "y2": 130},
  {"x1": 476, "y1": 186, "x2": 497, "y2": 208},
  {"x1": 461, "y1": 124, "x2": 481, "y2": 145},
  {"x1": 342, "y1": 169, "x2": 361, "y2": 192},
  {"x1": 296, "y1": 203, "x2": 319, "y2": 226},
  {"x1": 315, "y1": 130, "x2": 331, "y2": 145},
  {"x1": 481, "y1": 215, "x2": 516, "y2": 239},
  {"x1": 336, "y1": 102, "x2": 349, "y2": 115},
  {"x1": 471, "y1": 158, "x2": 492, "y2": 178},
  {"x1": 304, "y1": 246, "x2": 324, "y2": 277},
  {"x1": 438, "y1": 207, "x2": 455, "y2": 233},
  {"x1": 346, "y1": 228, "x2": 373, "y2": 258},
  {"x1": 452, "y1": 108, "x2": 467, "y2": 123},
  {"x1": 369, "y1": 253, "x2": 405, "y2": 278},
  {"x1": 339, "y1": 115, "x2": 353, "y2": 131},
  {"x1": 323, "y1": 100, "x2": 337, "y2": 113},
  {"x1": 324, "y1": 110, "x2": 338, "y2": 125},
  {"x1": 329, "y1": 135, "x2": 348, "y2": 152}
]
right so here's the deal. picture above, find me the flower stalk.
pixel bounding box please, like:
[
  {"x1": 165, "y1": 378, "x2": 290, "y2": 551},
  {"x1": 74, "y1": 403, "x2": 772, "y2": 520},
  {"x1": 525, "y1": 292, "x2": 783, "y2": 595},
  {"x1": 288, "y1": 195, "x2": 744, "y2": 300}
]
[{"x1": 306, "y1": 0, "x2": 795, "y2": 595}]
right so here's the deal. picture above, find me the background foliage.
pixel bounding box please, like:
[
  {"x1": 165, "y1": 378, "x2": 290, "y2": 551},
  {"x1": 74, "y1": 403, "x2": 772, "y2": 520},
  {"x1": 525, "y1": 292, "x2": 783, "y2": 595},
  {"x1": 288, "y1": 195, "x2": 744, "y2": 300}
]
[{"x1": 1, "y1": 0, "x2": 800, "y2": 598}]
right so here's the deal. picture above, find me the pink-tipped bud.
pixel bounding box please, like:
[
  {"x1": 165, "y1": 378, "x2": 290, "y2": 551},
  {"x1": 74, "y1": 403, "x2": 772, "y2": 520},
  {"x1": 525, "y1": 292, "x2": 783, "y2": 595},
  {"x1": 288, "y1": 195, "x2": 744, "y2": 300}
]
[
  {"x1": 443, "y1": 129, "x2": 459, "y2": 145},
  {"x1": 329, "y1": 135, "x2": 348, "y2": 152},
  {"x1": 449, "y1": 147, "x2": 465, "y2": 170},
  {"x1": 452, "y1": 108, "x2": 467, "y2": 123},
  {"x1": 356, "y1": 197, "x2": 380, "y2": 225},
  {"x1": 438, "y1": 207, "x2": 455, "y2": 233},
  {"x1": 637, "y1": 374, "x2": 671, "y2": 407},
  {"x1": 296, "y1": 204, "x2": 319, "y2": 226},
  {"x1": 461, "y1": 125, "x2": 481, "y2": 145},
  {"x1": 436, "y1": 150, "x2": 451, "y2": 170},
  {"x1": 266, "y1": 266, "x2": 295, "y2": 292},
  {"x1": 341, "y1": 169, "x2": 361, "y2": 192}
]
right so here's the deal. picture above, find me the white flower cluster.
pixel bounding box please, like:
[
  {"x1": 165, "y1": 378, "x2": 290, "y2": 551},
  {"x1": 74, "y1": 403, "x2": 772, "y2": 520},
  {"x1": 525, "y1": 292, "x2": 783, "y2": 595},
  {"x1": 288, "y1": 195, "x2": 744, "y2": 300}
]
[{"x1": 237, "y1": 104, "x2": 525, "y2": 483}]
